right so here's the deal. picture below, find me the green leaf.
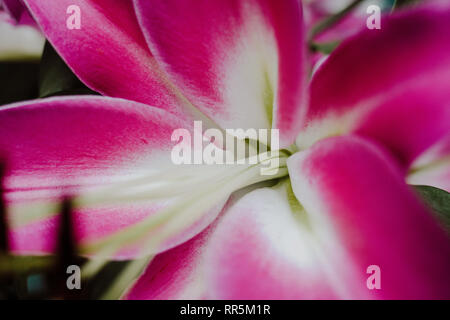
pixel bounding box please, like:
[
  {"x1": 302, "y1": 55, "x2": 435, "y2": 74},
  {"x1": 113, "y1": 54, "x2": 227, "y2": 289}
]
[
  {"x1": 414, "y1": 185, "x2": 450, "y2": 232},
  {"x1": 310, "y1": 41, "x2": 341, "y2": 55},
  {"x1": 39, "y1": 41, "x2": 98, "y2": 97},
  {"x1": 0, "y1": 62, "x2": 40, "y2": 105}
]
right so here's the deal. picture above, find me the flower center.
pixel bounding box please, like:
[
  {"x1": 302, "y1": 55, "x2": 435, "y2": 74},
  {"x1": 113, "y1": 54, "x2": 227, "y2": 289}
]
[{"x1": 76, "y1": 149, "x2": 289, "y2": 263}]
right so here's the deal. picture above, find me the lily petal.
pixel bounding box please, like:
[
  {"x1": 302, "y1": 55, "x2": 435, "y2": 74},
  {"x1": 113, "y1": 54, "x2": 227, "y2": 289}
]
[
  {"x1": 23, "y1": 0, "x2": 185, "y2": 117},
  {"x1": 288, "y1": 135, "x2": 450, "y2": 299},
  {"x1": 408, "y1": 136, "x2": 450, "y2": 192},
  {"x1": 0, "y1": 96, "x2": 222, "y2": 258},
  {"x1": 203, "y1": 183, "x2": 336, "y2": 299},
  {"x1": 126, "y1": 186, "x2": 333, "y2": 300},
  {"x1": 305, "y1": 0, "x2": 366, "y2": 43},
  {"x1": 133, "y1": 0, "x2": 306, "y2": 147},
  {"x1": 124, "y1": 218, "x2": 219, "y2": 300},
  {"x1": 2, "y1": 0, "x2": 35, "y2": 26},
  {"x1": 299, "y1": 4, "x2": 450, "y2": 167},
  {"x1": 0, "y1": 9, "x2": 43, "y2": 60}
]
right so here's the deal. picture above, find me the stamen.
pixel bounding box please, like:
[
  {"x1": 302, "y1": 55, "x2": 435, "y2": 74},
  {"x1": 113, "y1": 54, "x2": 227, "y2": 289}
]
[
  {"x1": 88, "y1": 157, "x2": 289, "y2": 298},
  {"x1": 80, "y1": 153, "x2": 288, "y2": 258}
]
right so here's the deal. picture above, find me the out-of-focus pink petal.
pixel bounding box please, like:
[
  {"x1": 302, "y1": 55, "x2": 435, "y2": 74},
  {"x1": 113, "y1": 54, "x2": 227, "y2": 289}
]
[
  {"x1": 315, "y1": 13, "x2": 364, "y2": 43},
  {"x1": 0, "y1": 9, "x2": 43, "y2": 60},
  {"x1": 2, "y1": 0, "x2": 35, "y2": 26},
  {"x1": 288, "y1": 135, "x2": 450, "y2": 299},
  {"x1": 203, "y1": 184, "x2": 336, "y2": 299},
  {"x1": 305, "y1": 0, "x2": 365, "y2": 43},
  {"x1": 304, "y1": 0, "x2": 367, "y2": 68},
  {"x1": 133, "y1": 0, "x2": 306, "y2": 147},
  {"x1": 409, "y1": 167, "x2": 450, "y2": 193},
  {"x1": 408, "y1": 136, "x2": 450, "y2": 192},
  {"x1": 0, "y1": 96, "x2": 222, "y2": 258},
  {"x1": 299, "y1": 5, "x2": 450, "y2": 167},
  {"x1": 23, "y1": 0, "x2": 188, "y2": 118}
]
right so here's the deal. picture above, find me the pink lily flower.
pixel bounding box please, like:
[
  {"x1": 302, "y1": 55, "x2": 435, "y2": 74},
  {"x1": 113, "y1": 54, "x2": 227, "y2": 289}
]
[{"x1": 0, "y1": 0, "x2": 449, "y2": 299}]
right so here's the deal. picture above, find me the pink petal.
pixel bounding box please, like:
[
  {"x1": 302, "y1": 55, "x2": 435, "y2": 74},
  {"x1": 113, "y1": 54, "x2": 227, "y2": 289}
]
[
  {"x1": 126, "y1": 190, "x2": 333, "y2": 300},
  {"x1": 305, "y1": 0, "x2": 365, "y2": 43},
  {"x1": 133, "y1": 0, "x2": 307, "y2": 147},
  {"x1": 203, "y1": 185, "x2": 337, "y2": 299},
  {"x1": 315, "y1": 14, "x2": 364, "y2": 44},
  {"x1": 23, "y1": 0, "x2": 185, "y2": 117},
  {"x1": 0, "y1": 96, "x2": 221, "y2": 258},
  {"x1": 300, "y1": 4, "x2": 450, "y2": 167},
  {"x1": 2, "y1": 0, "x2": 36, "y2": 26},
  {"x1": 288, "y1": 135, "x2": 450, "y2": 299},
  {"x1": 408, "y1": 136, "x2": 450, "y2": 192},
  {"x1": 124, "y1": 219, "x2": 219, "y2": 300}
]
